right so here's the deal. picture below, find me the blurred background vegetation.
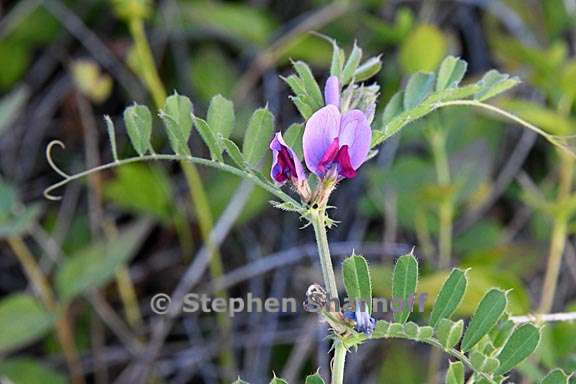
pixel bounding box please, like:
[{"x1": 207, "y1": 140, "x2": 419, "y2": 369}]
[{"x1": 1, "y1": 0, "x2": 576, "y2": 383}]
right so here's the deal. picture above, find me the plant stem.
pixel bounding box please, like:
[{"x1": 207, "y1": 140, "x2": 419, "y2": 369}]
[
  {"x1": 538, "y1": 152, "x2": 574, "y2": 314},
  {"x1": 331, "y1": 341, "x2": 347, "y2": 384},
  {"x1": 7, "y1": 236, "x2": 85, "y2": 384},
  {"x1": 309, "y1": 207, "x2": 345, "y2": 384},
  {"x1": 429, "y1": 129, "x2": 453, "y2": 269},
  {"x1": 310, "y1": 208, "x2": 339, "y2": 302}
]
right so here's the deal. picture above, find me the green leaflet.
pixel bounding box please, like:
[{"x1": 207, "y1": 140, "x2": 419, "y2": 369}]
[
  {"x1": 539, "y1": 369, "x2": 571, "y2": 384},
  {"x1": 342, "y1": 254, "x2": 372, "y2": 312},
  {"x1": 192, "y1": 116, "x2": 224, "y2": 162},
  {"x1": 436, "y1": 56, "x2": 467, "y2": 91},
  {"x1": 242, "y1": 107, "x2": 275, "y2": 168},
  {"x1": 474, "y1": 70, "x2": 520, "y2": 101},
  {"x1": 0, "y1": 358, "x2": 67, "y2": 384},
  {"x1": 0, "y1": 294, "x2": 53, "y2": 354},
  {"x1": 461, "y1": 289, "x2": 508, "y2": 352},
  {"x1": 207, "y1": 94, "x2": 235, "y2": 141},
  {"x1": 341, "y1": 42, "x2": 362, "y2": 85},
  {"x1": 435, "y1": 319, "x2": 464, "y2": 349},
  {"x1": 269, "y1": 374, "x2": 288, "y2": 384},
  {"x1": 292, "y1": 60, "x2": 324, "y2": 109},
  {"x1": 123, "y1": 104, "x2": 152, "y2": 156},
  {"x1": 381, "y1": 91, "x2": 404, "y2": 127},
  {"x1": 56, "y1": 220, "x2": 151, "y2": 302},
  {"x1": 353, "y1": 55, "x2": 382, "y2": 82},
  {"x1": 283, "y1": 122, "x2": 304, "y2": 158},
  {"x1": 305, "y1": 372, "x2": 325, "y2": 384},
  {"x1": 160, "y1": 93, "x2": 194, "y2": 156},
  {"x1": 403, "y1": 72, "x2": 435, "y2": 110},
  {"x1": 429, "y1": 268, "x2": 468, "y2": 326},
  {"x1": 495, "y1": 323, "x2": 540, "y2": 375},
  {"x1": 222, "y1": 138, "x2": 246, "y2": 169},
  {"x1": 392, "y1": 253, "x2": 418, "y2": 323},
  {"x1": 104, "y1": 115, "x2": 119, "y2": 162},
  {"x1": 445, "y1": 361, "x2": 464, "y2": 384}
]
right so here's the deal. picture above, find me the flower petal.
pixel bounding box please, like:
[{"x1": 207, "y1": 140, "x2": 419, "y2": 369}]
[
  {"x1": 270, "y1": 132, "x2": 306, "y2": 185},
  {"x1": 338, "y1": 110, "x2": 371, "y2": 170},
  {"x1": 324, "y1": 75, "x2": 340, "y2": 108},
  {"x1": 335, "y1": 145, "x2": 357, "y2": 179},
  {"x1": 303, "y1": 105, "x2": 341, "y2": 176}
]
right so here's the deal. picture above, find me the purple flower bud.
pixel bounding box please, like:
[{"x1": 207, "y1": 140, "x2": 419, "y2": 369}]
[
  {"x1": 324, "y1": 76, "x2": 340, "y2": 108},
  {"x1": 270, "y1": 132, "x2": 306, "y2": 186}
]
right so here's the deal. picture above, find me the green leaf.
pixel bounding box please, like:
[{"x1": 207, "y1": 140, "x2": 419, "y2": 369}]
[
  {"x1": 540, "y1": 369, "x2": 571, "y2": 384},
  {"x1": 342, "y1": 254, "x2": 372, "y2": 312},
  {"x1": 353, "y1": 55, "x2": 382, "y2": 82},
  {"x1": 292, "y1": 61, "x2": 324, "y2": 109},
  {"x1": 495, "y1": 323, "x2": 540, "y2": 375},
  {"x1": 104, "y1": 116, "x2": 119, "y2": 162},
  {"x1": 305, "y1": 372, "x2": 325, "y2": 384},
  {"x1": 0, "y1": 86, "x2": 28, "y2": 134},
  {"x1": 242, "y1": 107, "x2": 275, "y2": 168},
  {"x1": 190, "y1": 46, "x2": 238, "y2": 101},
  {"x1": 56, "y1": 220, "x2": 151, "y2": 301},
  {"x1": 400, "y1": 24, "x2": 447, "y2": 74},
  {"x1": 435, "y1": 319, "x2": 464, "y2": 349},
  {"x1": 223, "y1": 138, "x2": 247, "y2": 169},
  {"x1": 445, "y1": 361, "x2": 464, "y2": 384},
  {"x1": 429, "y1": 268, "x2": 468, "y2": 326},
  {"x1": 0, "y1": 294, "x2": 53, "y2": 354},
  {"x1": 193, "y1": 116, "x2": 224, "y2": 162},
  {"x1": 207, "y1": 94, "x2": 235, "y2": 140},
  {"x1": 474, "y1": 70, "x2": 520, "y2": 101},
  {"x1": 490, "y1": 318, "x2": 515, "y2": 349},
  {"x1": 461, "y1": 289, "x2": 508, "y2": 352},
  {"x1": 0, "y1": 204, "x2": 42, "y2": 239},
  {"x1": 0, "y1": 358, "x2": 67, "y2": 384},
  {"x1": 392, "y1": 253, "x2": 418, "y2": 323},
  {"x1": 341, "y1": 42, "x2": 363, "y2": 85},
  {"x1": 270, "y1": 374, "x2": 288, "y2": 384},
  {"x1": 381, "y1": 91, "x2": 404, "y2": 127},
  {"x1": 330, "y1": 40, "x2": 344, "y2": 79},
  {"x1": 470, "y1": 350, "x2": 488, "y2": 371},
  {"x1": 436, "y1": 56, "x2": 468, "y2": 91},
  {"x1": 183, "y1": 2, "x2": 275, "y2": 46},
  {"x1": 160, "y1": 93, "x2": 193, "y2": 156},
  {"x1": 123, "y1": 104, "x2": 152, "y2": 156},
  {"x1": 417, "y1": 326, "x2": 434, "y2": 341},
  {"x1": 403, "y1": 72, "x2": 435, "y2": 110},
  {"x1": 103, "y1": 163, "x2": 173, "y2": 222},
  {"x1": 284, "y1": 123, "x2": 304, "y2": 158},
  {"x1": 404, "y1": 321, "x2": 419, "y2": 338}
]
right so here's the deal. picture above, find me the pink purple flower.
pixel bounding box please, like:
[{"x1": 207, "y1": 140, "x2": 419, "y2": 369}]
[{"x1": 270, "y1": 132, "x2": 306, "y2": 185}]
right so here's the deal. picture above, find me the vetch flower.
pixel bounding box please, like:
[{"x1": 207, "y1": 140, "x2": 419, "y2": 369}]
[
  {"x1": 270, "y1": 132, "x2": 311, "y2": 200},
  {"x1": 344, "y1": 301, "x2": 376, "y2": 336},
  {"x1": 303, "y1": 76, "x2": 371, "y2": 180}
]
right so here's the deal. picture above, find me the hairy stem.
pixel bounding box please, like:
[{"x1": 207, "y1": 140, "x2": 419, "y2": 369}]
[
  {"x1": 310, "y1": 207, "x2": 344, "y2": 384},
  {"x1": 7, "y1": 237, "x2": 85, "y2": 384},
  {"x1": 310, "y1": 208, "x2": 339, "y2": 301},
  {"x1": 331, "y1": 341, "x2": 347, "y2": 384}
]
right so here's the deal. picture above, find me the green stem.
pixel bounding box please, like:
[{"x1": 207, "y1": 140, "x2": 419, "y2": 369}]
[
  {"x1": 331, "y1": 341, "x2": 347, "y2": 384},
  {"x1": 429, "y1": 130, "x2": 453, "y2": 269},
  {"x1": 538, "y1": 153, "x2": 574, "y2": 314},
  {"x1": 44, "y1": 152, "x2": 302, "y2": 208},
  {"x1": 310, "y1": 208, "x2": 338, "y2": 301},
  {"x1": 309, "y1": 207, "x2": 345, "y2": 384}
]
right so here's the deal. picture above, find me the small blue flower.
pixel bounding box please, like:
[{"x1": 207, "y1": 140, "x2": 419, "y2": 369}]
[{"x1": 344, "y1": 302, "x2": 375, "y2": 336}]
